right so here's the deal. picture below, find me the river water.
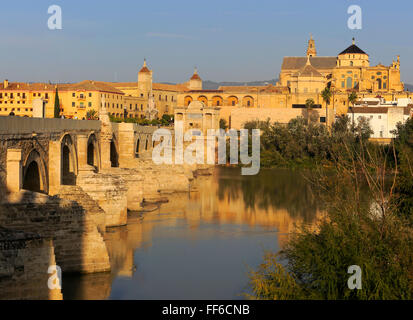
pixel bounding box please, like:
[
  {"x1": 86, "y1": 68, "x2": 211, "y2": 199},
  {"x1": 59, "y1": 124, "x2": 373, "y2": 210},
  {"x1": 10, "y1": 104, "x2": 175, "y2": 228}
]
[{"x1": 63, "y1": 167, "x2": 320, "y2": 300}]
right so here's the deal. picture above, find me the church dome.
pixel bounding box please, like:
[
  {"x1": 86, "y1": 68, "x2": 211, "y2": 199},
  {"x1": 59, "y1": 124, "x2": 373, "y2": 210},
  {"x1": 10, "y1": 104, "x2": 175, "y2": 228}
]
[
  {"x1": 339, "y1": 38, "x2": 368, "y2": 55},
  {"x1": 190, "y1": 67, "x2": 202, "y2": 81},
  {"x1": 139, "y1": 59, "x2": 151, "y2": 73}
]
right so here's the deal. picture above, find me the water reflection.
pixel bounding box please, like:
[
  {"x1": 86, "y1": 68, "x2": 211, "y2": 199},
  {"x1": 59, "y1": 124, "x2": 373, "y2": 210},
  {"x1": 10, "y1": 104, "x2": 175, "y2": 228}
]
[{"x1": 63, "y1": 167, "x2": 320, "y2": 300}]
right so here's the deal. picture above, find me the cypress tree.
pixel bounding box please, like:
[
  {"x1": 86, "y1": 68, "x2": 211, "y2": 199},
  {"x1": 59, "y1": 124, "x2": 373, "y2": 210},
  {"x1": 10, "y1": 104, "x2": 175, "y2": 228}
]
[{"x1": 54, "y1": 87, "x2": 60, "y2": 118}]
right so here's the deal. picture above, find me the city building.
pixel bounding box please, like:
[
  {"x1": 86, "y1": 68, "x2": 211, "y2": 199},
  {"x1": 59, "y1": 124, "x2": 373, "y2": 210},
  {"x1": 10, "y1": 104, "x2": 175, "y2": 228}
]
[{"x1": 1, "y1": 37, "x2": 412, "y2": 126}]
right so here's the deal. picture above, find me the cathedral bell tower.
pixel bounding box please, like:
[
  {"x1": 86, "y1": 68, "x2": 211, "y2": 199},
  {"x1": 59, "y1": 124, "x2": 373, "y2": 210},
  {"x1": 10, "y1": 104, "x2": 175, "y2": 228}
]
[{"x1": 307, "y1": 34, "x2": 317, "y2": 57}]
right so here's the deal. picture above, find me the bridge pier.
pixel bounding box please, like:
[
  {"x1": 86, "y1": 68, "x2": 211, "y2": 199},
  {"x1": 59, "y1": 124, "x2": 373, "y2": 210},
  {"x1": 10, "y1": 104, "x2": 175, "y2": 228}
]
[
  {"x1": 6, "y1": 149, "x2": 22, "y2": 193},
  {"x1": 48, "y1": 140, "x2": 61, "y2": 196}
]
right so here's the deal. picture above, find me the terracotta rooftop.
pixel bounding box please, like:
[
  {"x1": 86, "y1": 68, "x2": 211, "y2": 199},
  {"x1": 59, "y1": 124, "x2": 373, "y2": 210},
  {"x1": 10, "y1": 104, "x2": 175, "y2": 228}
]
[
  {"x1": 153, "y1": 83, "x2": 190, "y2": 92},
  {"x1": 0, "y1": 82, "x2": 56, "y2": 91},
  {"x1": 190, "y1": 73, "x2": 201, "y2": 81},
  {"x1": 349, "y1": 106, "x2": 411, "y2": 114},
  {"x1": 0, "y1": 80, "x2": 124, "y2": 94},
  {"x1": 139, "y1": 66, "x2": 150, "y2": 73}
]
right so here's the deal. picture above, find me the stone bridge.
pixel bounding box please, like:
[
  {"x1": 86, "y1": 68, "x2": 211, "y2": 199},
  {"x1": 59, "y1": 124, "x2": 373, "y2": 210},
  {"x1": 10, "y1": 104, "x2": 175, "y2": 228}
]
[{"x1": 0, "y1": 113, "x2": 196, "y2": 296}]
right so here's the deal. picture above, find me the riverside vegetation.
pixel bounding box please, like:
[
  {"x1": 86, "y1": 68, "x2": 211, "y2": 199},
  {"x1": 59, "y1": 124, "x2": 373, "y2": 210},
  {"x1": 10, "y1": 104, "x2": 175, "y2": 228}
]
[{"x1": 247, "y1": 116, "x2": 413, "y2": 300}]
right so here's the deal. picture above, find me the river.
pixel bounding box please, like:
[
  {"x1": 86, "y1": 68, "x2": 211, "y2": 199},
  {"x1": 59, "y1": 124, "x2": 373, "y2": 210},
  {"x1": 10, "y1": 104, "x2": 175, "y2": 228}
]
[{"x1": 60, "y1": 167, "x2": 321, "y2": 300}]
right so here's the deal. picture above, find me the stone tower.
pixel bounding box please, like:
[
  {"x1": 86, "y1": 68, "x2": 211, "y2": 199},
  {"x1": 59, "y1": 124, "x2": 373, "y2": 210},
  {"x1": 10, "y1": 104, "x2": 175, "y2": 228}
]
[
  {"x1": 188, "y1": 67, "x2": 203, "y2": 90},
  {"x1": 307, "y1": 34, "x2": 317, "y2": 57},
  {"x1": 138, "y1": 59, "x2": 152, "y2": 93}
]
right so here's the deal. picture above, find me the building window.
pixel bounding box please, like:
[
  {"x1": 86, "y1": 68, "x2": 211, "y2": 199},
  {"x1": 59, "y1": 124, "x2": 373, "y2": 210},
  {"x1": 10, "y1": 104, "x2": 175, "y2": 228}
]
[
  {"x1": 89, "y1": 93, "x2": 92, "y2": 97},
  {"x1": 72, "y1": 102, "x2": 75, "y2": 107},
  {"x1": 72, "y1": 93, "x2": 75, "y2": 97},
  {"x1": 88, "y1": 102, "x2": 92, "y2": 107},
  {"x1": 378, "y1": 115, "x2": 382, "y2": 119}
]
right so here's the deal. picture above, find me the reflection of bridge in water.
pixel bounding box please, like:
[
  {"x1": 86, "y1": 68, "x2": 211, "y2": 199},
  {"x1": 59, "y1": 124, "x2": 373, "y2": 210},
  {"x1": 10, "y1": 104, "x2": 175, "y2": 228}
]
[
  {"x1": 0, "y1": 112, "x2": 197, "y2": 299},
  {"x1": 61, "y1": 168, "x2": 321, "y2": 300}
]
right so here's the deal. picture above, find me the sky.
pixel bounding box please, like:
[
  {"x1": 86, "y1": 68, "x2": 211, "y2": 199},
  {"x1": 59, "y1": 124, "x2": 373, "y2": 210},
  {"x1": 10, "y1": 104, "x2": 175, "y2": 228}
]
[{"x1": 1, "y1": 0, "x2": 413, "y2": 84}]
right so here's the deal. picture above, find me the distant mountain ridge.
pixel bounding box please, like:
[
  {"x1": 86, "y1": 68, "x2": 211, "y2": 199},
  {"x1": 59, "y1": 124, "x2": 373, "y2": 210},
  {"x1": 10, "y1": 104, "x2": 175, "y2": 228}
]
[
  {"x1": 160, "y1": 79, "x2": 278, "y2": 90},
  {"x1": 202, "y1": 79, "x2": 278, "y2": 90},
  {"x1": 161, "y1": 79, "x2": 413, "y2": 92}
]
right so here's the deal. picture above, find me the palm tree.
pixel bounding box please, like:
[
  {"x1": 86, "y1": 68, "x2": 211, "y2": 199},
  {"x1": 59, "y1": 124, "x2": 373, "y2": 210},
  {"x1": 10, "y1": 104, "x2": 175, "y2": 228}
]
[
  {"x1": 321, "y1": 87, "x2": 332, "y2": 127},
  {"x1": 321, "y1": 87, "x2": 332, "y2": 106},
  {"x1": 348, "y1": 91, "x2": 358, "y2": 108},
  {"x1": 305, "y1": 98, "x2": 315, "y2": 125}
]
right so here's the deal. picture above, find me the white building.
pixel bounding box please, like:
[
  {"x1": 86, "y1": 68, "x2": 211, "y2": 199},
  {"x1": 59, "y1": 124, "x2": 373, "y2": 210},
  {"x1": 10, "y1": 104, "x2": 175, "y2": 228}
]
[{"x1": 349, "y1": 106, "x2": 411, "y2": 139}]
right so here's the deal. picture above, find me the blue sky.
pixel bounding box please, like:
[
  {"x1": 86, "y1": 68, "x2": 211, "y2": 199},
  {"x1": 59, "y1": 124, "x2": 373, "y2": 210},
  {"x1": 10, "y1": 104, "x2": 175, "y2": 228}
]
[{"x1": 1, "y1": 0, "x2": 413, "y2": 84}]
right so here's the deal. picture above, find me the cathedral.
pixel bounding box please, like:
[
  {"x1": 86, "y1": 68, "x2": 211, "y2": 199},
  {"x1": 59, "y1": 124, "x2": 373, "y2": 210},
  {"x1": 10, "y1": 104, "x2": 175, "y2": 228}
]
[
  {"x1": 280, "y1": 36, "x2": 404, "y2": 94},
  {"x1": 0, "y1": 36, "x2": 410, "y2": 123}
]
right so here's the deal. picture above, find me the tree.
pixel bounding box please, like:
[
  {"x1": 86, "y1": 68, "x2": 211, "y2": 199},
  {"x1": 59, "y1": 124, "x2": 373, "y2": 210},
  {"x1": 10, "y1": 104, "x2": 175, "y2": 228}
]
[
  {"x1": 219, "y1": 118, "x2": 228, "y2": 130},
  {"x1": 248, "y1": 138, "x2": 413, "y2": 299},
  {"x1": 305, "y1": 98, "x2": 315, "y2": 125},
  {"x1": 321, "y1": 87, "x2": 332, "y2": 106},
  {"x1": 348, "y1": 91, "x2": 358, "y2": 107},
  {"x1": 54, "y1": 88, "x2": 60, "y2": 118}
]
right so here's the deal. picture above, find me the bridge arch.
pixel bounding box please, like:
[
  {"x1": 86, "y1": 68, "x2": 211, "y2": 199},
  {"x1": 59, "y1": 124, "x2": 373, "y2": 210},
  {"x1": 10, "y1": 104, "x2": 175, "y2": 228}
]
[
  {"x1": 87, "y1": 133, "x2": 100, "y2": 169},
  {"x1": 135, "y1": 138, "x2": 141, "y2": 158},
  {"x1": 22, "y1": 149, "x2": 48, "y2": 193},
  {"x1": 60, "y1": 134, "x2": 77, "y2": 185},
  {"x1": 110, "y1": 134, "x2": 119, "y2": 168}
]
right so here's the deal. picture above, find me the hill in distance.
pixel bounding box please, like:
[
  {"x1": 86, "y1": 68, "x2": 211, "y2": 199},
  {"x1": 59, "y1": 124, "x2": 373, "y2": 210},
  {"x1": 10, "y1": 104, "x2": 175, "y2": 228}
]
[
  {"x1": 162, "y1": 80, "x2": 413, "y2": 92},
  {"x1": 161, "y1": 79, "x2": 278, "y2": 90}
]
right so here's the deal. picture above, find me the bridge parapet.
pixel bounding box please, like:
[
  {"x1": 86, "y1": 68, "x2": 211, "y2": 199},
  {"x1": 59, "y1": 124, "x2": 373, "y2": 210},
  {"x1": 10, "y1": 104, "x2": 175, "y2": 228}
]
[{"x1": 0, "y1": 116, "x2": 100, "y2": 135}]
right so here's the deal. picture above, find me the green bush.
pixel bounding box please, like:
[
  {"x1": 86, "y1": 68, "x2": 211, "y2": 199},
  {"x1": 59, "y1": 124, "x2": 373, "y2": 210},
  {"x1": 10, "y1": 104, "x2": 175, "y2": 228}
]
[{"x1": 248, "y1": 126, "x2": 413, "y2": 300}]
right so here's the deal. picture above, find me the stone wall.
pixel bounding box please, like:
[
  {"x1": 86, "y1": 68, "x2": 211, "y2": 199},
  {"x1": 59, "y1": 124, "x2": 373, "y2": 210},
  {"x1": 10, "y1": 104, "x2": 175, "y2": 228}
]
[
  {"x1": 0, "y1": 117, "x2": 100, "y2": 134},
  {"x1": 0, "y1": 191, "x2": 110, "y2": 274},
  {"x1": 0, "y1": 228, "x2": 62, "y2": 300}
]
